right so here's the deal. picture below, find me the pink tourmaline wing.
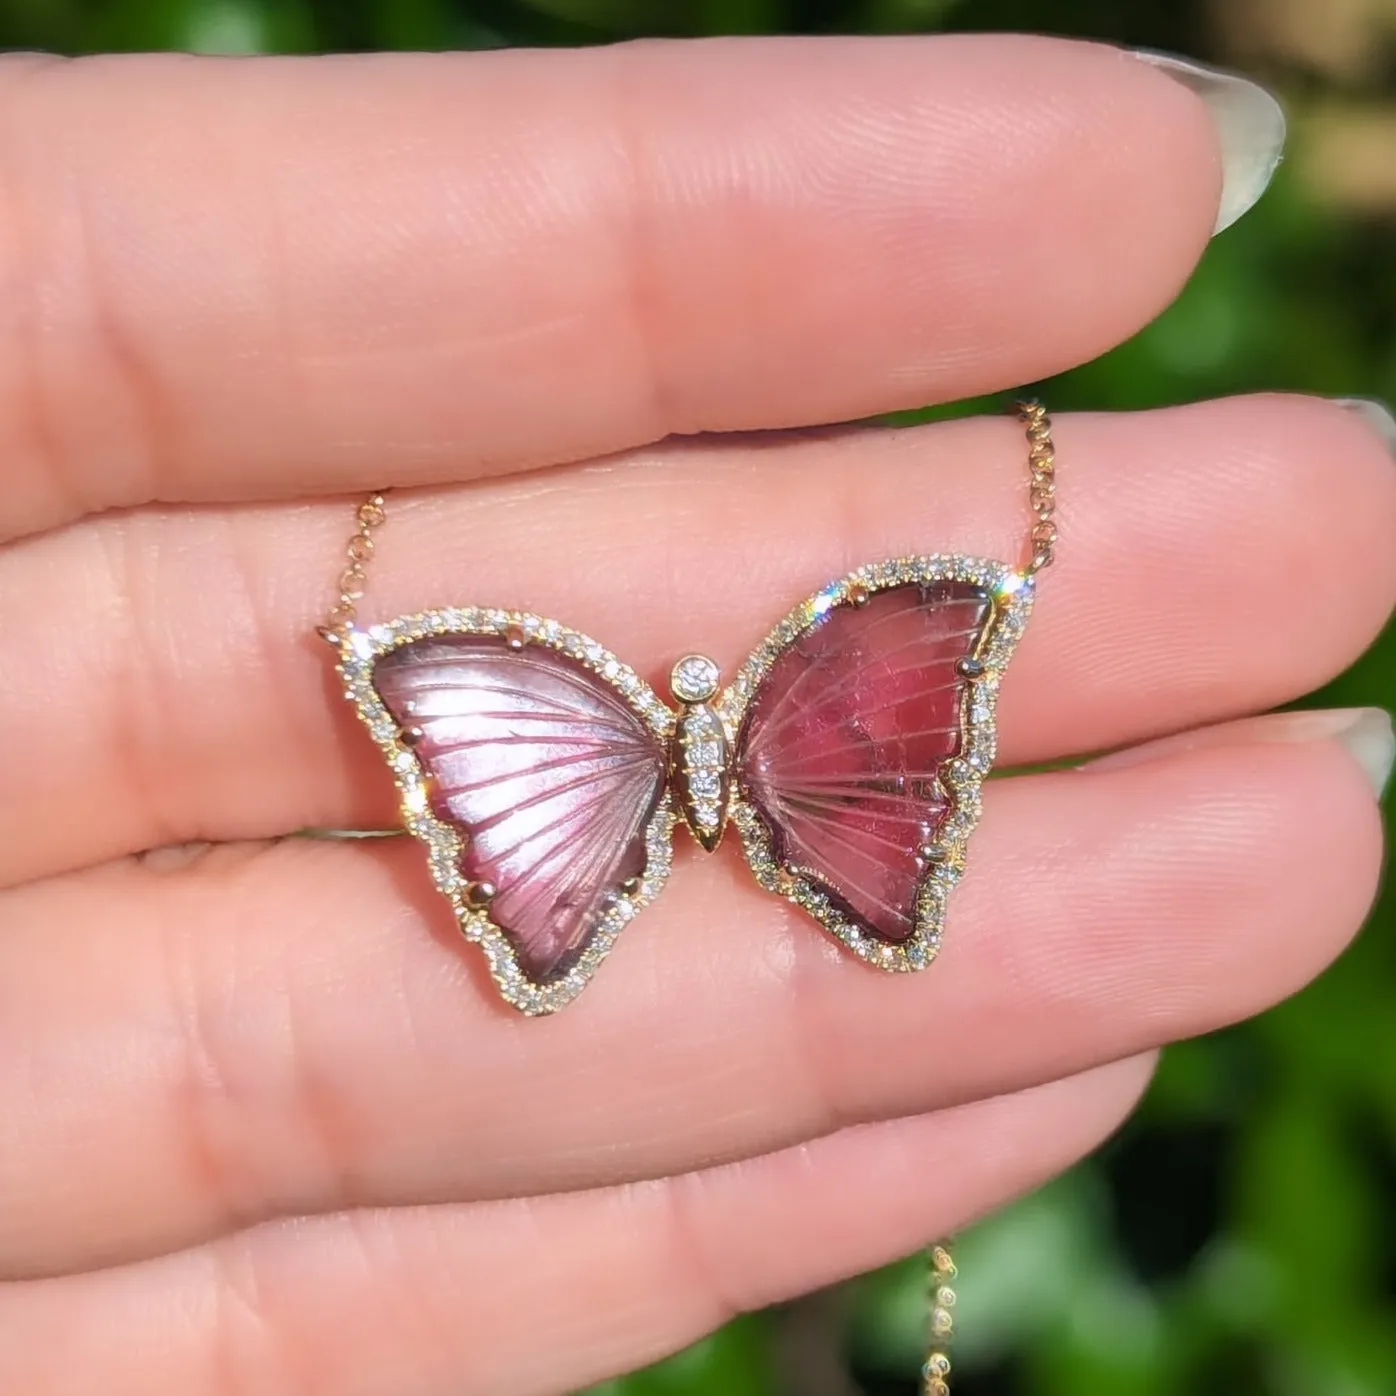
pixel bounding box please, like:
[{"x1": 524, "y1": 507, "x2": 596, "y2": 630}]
[
  {"x1": 372, "y1": 636, "x2": 666, "y2": 983},
  {"x1": 737, "y1": 582, "x2": 993, "y2": 944}
]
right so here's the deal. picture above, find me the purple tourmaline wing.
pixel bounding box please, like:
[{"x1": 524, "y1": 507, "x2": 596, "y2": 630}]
[
  {"x1": 736, "y1": 582, "x2": 994, "y2": 944},
  {"x1": 372, "y1": 635, "x2": 667, "y2": 983}
]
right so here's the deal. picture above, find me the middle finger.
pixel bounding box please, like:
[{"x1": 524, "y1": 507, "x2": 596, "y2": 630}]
[{"x1": 0, "y1": 393, "x2": 1393, "y2": 885}]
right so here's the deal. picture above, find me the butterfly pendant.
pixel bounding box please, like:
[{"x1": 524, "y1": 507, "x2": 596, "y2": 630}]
[{"x1": 333, "y1": 554, "x2": 1034, "y2": 1015}]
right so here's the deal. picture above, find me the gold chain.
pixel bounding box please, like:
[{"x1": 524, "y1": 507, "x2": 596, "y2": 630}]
[
  {"x1": 922, "y1": 1242, "x2": 958, "y2": 1395},
  {"x1": 1017, "y1": 397, "x2": 1058, "y2": 573},
  {"x1": 918, "y1": 403, "x2": 1054, "y2": 1396},
  {"x1": 322, "y1": 403, "x2": 1055, "y2": 636},
  {"x1": 319, "y1": 492, "x2": 388, "y2": 638}
]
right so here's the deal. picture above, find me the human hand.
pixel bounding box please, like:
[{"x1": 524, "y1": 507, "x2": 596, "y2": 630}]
[{"x1": 0, "y1": 36, "x2": 1392, "y2": 1396}]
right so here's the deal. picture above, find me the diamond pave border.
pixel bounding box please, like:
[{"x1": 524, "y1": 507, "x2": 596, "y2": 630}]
[
  {"x1": 714, "y1": 554, "x2": 1036, "y2": 975},
  {"x1": 335, "y1": 608, "x2": 678, "y2": 1017}
]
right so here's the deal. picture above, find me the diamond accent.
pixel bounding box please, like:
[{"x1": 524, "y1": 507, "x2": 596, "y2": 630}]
[
  {"x1": 672, "y1": 701, "x2": 731, "y2": 847},
  {"x1": 670, "y1": 653, "x2": 720, "y2": 704}
]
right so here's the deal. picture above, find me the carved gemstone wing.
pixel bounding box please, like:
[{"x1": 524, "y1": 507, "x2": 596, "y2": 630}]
[
  {"x1": 372, "y1": 635, "x2": 667, "y2": 983},
  {"x1": 736, "y1": 581, "x2": 994, "y2": 944}
]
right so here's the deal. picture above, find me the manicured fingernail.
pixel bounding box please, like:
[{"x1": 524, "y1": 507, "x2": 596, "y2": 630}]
[
  {"x1": 1134, "y1": 50, "x2": 1287, "y2": 234},
  {"x1": 1333, "y1": 397, "x2": 1396, "y2": 458},
  {"x1": 1083, "y1": 707, "x2": 1394, "y2": 798}
]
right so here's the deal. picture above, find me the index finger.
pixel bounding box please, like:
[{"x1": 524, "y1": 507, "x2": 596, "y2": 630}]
[{"x1": 0, "y1": 35, "x2": 1231, "y2": 539}]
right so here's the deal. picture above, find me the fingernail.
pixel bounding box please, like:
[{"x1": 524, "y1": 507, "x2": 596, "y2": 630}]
[
  {"x1": 1333, "y1": 397, "x2": 1396, "y2": 458},
  {"x1": 1083, "y1": 707, "x2": 1395, "y2": 798},
  {"x1": 1330, "y1": 707, "x2": 1396, "y2": 799},
  {"x1": 1134, "y1": 50, "x2": 1287, "y2": 234}
]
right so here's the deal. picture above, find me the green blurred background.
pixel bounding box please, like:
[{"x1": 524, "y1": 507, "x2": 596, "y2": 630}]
[{"x1": 12, "y1": 1, "x2": 1393, "y2": 1393}]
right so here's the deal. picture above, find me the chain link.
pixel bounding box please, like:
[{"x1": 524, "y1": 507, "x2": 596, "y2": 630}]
[
  {"x1": 319, "y1": 492, "x2": 388, "y2": 638},
  {"x1": 1016, "y1": 397, "x2": 1058, "y2": 574},
  {"x1": 922, "y1": 1242, "x2": 958, "y2": 1396}
]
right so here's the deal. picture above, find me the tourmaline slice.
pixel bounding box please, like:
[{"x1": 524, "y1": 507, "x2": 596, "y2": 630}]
[
  {"x1": 373, "y1": 635, "x2": 666, "y2": 982},
  {"x1": 737, "y1": 582, "x2": 993, "y2": 943}
]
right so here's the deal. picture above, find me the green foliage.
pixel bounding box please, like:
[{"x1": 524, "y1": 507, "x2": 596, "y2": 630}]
[
  {"x1": 12, "y1": 2, "x2": 1392, "y2": 1393},
  {"x1": 584, "y1": 1317, "x2": 775, "y2": 1396}
]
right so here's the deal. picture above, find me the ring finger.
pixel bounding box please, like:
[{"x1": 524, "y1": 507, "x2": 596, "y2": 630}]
[
  {"x1": 0, "y1": 709, "x2": 1384, "y2": 1278},
  {"x1": 0, "y1": 1058, "x2": 1155, "y2": 1396}
]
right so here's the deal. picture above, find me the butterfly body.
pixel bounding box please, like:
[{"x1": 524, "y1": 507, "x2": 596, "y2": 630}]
[
  {"x1": 336, "y1": 555, "x2": 1034, "y2": 1014},
  {"x1": 669, "y1": 694, "x2": 732, "y2": 853}
]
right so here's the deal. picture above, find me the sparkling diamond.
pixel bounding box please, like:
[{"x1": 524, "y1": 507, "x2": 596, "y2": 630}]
[
  {"x1": 670, "y1": 654, "x2": 720, "y2": 704},
  {"x1": 687, "y1": 710, "x2": 719, "y2": 737}
]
